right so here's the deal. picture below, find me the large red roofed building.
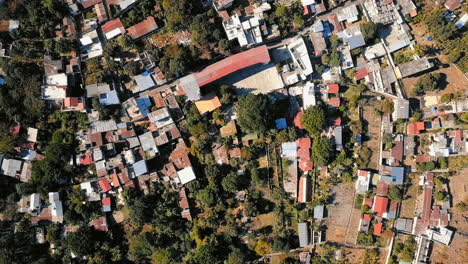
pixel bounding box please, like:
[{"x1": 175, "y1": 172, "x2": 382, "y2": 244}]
[
  {"x1": 373, "y1": 196, "x2": 389, "y2": 217},
  {"x1": 298, "y1": 176, "x2": 310, "y2": 203},
  {"x1": 193, "y1": 45, "x2": 271, "y2": 87},
  {"x1": 127, "y1": 17, "x2": 158, "y2": 39},
  {"x1": 101, "y1": 18, "x2": 125, "y2": 40}
]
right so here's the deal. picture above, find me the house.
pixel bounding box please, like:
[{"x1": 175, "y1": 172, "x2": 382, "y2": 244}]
[
  {"x1": 298, "y1": 176, "x2": 310, "y2": 203},
  {"x1": 407, "y1": 122, "x2": 425, "y2": 135},
  {"x1": 133, "y1": 160, "x2": 148, "y2": 177},
  {"x1": 212, "y1": 143, "x2": 229, "y2": 165},
  {"x1": 360, "y1": 214, "x2": 371, "y2": 232},
  {"x1": 220, "y1": 121, "x2": 237, "y2": 138},
  {"x1": 310, "y1": 32, "x2": 327, "y2": 56},
  {"x1": 281, "y1": 142, "x2": 297, "y2": 158},
  {"x1": 395, "y1": 218, "x2": 414, "y2": 233},
  {"x1": 42, "y1": 73, "x2": 68, "y2": 100},
  {"x1": 213, "y1": 0, "x2": 234, "y2": 11},
  {"x1": 337, "y1": 26, "x2": 366, "y2": 50},
  {"x1": 30, "y1": 193, "x2": 41, "y2": 215},
  {"x1": 393, "y1": 99, "x2": 410, "y2": 120},
  {"x1": 177, "y1": 166, "x2": 197, "y2": 185},
  {"x1": 294, "y1": 112, "x2": 305, "y2": 129},
  {"x1": 27, "y1": 128, "x2": 39, "y2": 143},
  {"x1": 139, "y1": 132, "x2": 158, "y2": 158},
  {"x1": 49, "y1": 192, "x2": 64, "y2": 223},
  {"x1": 288, "y1": 37, "x2": 313, "y2": 76},
  {"x1": 444, "y1": 0, "x2": 461, "y2": 11},
  {"x1": 101, "y1": 18, "x2": 125, "y2": 40},
  {"x1": 427, "y1": 227, "x2": 453, "y2": 246},
  {"x1": 134, "y1": 72, "x2": 156, "y2": 93},
  {"x1": 95, "y1": 3, "x2": 108, "y2": 23},
  {"x1": 222, "y1": 14, "x2": 262, "y2": 47},
  {"x1": 102, "y1": 197, "x2": 111, "y2": 212},
  {"x1": 390, "y1": 166, "x2": 404, "y2": 184},
  {"x1": 396, "y1": 58, "x2": 434, "y2": 78},
  {"x1": 1, "y1": 158, "x2": 23, "y2": 178},
  {"x1": 314, "y1": 205, "x2": 325, "y2": 219},
  {"x1": 89, "y1": 216, "x2": 108, "y2": 232},
  {"x1": 373, "y1": 196, "x2": 389, "y2": 217},
  {"x1": 355, "y1": 67, "x2": 368, "y2": 81},
  {"x1": 297, "y1": 138, "x2": 312, "y2": 172},
  {"x1": 327, "y1": 84, "x2": 339, "y2": 94},
  {"x1": 377, "y1": 180, "x2": 389, "y2": 196},
  {"x1": 303, "y1": 82, "x2": 316, "y2": 109},
  {"x1": 337, "y1": 4, "x2": 359, "y2": 23},
  {"x1": 127, "y1": 16, "x2": 158, "y2": 39},
  {"x1": 98, "y1": 178, "x2": 112, "y2": 192},
  {"x1": 373, "y1": 222, "x2": 383, "y2": 236},
  {"x1": 169, "y1": 139, "x2": 191, "y2": 169},
  {"x1": 0, "y1": 20, "x2": 19, "y2": 32},
  {"x1": 329, "y1": 97, "x2": 340, "y2": 108},
  {"x1": 356, "y1": 170, "x2": 371, "y2": 194},
  {"x1": 455, "y1": 13, "x2": 468, "y2": 29},
  {"x1": 195, "y1": 93, "x2": 222, "y2": 115},
  {"x1": 339, "y1": 45, "x2": 354, "y2": 69},
  {"x1": 334, "y1": 126, "x2": 343, "y2": 151},
  {"x1": 179, "y1": 188, "x2": 192, "y2": 221},
  {"x1": 298, "y1": 222, "x2": 309, "y2": 247},
  {"x1": 86, "y1": 83, "x2": 111, "y2": 97},
  {"x1": 328, "y1": 14, "x2": 343, "y2": 33},
  {"x1": 148, "y1": 107, "x2": 174, "y2": 129},
  {"x1": 99, "y1": 90, "x2": 120, "y2": 106},
  {"x1": 79, "y1": 30, "x2": 103, "y2": 60}
]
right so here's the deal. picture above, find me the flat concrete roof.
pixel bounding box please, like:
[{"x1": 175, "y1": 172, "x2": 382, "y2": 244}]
[{"x1": 222, "y1": 63, "x2": 284, "y2": 95}]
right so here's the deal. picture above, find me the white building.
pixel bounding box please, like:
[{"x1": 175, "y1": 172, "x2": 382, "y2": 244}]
[
  {"x1": 287, "y1": 37, "x2": 314, "y2": 76},
  {"x1": 337, "y1": 4, "x2": 359, "y2": 23},
  {"x1": 30, "y1": 193, "x2": 41, "y2": 215},
  {"x1": 49, "y1": 192, "x2": 64, "y2": 223},
  {"x1": 42, "y1": 73, "x2": 68, "y2": 100},
  {"x1": 356, "y1": 170, "x2": 371, "y2": 194},
  {"x1": 80, "y1": 30, "x2": 103, "y2": 60},
  {"x1": 302, "y1": 82, "x2": 316, "y2": 109},
  {"x1": 177, "y1": 166, "x2": 197, "y2": 185},
  {"x1": 223, "y1": 14, "x2": 263, "y2": 47}
]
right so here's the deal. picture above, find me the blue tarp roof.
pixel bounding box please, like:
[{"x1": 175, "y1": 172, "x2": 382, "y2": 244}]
[
  {"x1": 0, "y1": 78, "x2": 4, "y2": 85},
  {"x1": 276, "y1": 118, "x2": 287, "y2": 129},
  {"x1": 136, "y1": 96, "x2": 152, "y2": 117}
]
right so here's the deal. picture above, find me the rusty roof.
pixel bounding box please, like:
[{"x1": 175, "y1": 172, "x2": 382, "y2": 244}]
[{"x1": 127, "y1": 16, "x2": 158, "y2": 39}]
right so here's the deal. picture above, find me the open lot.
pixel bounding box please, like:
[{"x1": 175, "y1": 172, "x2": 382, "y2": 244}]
[
  {"x1": 431, "y1": 168, "x2": 468, "y2": 264},
  {"x1": 324, "y1": 182, "x2": 359, "y2": 244},
  {"x1": 223, "y1": 63, "x2": 284, "y2": 95},
  {"x1": 361, "y1": 96, "x2": 382, "y2": 170},
  {"x1": 399, "y1": 175, "x2": 419, "y2": 218}
]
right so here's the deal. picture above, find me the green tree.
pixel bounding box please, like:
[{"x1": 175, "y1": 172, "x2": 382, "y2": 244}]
[
  {"x1": 293, "y1": 14, "x2": 304, "y2": 29},
  {"x1": 151, "y1": 249, "x2": 171, "y2": 264},
  {"x1": 221, "y1": 172, "x2": 239, "y2": 193},
  {"x1": 329, "y1": 51, "x2": 341, "y2": 67},
  {"x1": 312, "y1": 136, "x2": 331, "y2": 166},
  {"x1": 227, "y1": 248, "x2": 245, "y2": 264},
  {"x1": 301, "y1": 104, "x2": 325, "y2": 135},
  {"x1": 236, "y1": 94, "x2": 272, "y2": 134},
  {"x1": 357, "y1": 232, "x2": 374, "y2": 246},
  {"x1": 440, "y1": 93, "x2": 453, "y2": 103},
  {"x1": 255, "y1": 240, "x2": 271, "y2": 256},
  {"x1": 190, "y1": 14, "x2": 213, "y2": 46},
  {"x1": 411, "y1": 73, "x2": 443, "y2": 96},
  {"x1": 360, "y1": 22, "x2": 378, "y2": 43},
  {"x1": 388, "y1": 186, "x2": 402, "y2": 201},
  {"x1": 438, "y1": 157, "x2": 448, "y2": 169},
  {"x1": 65, "y1": 227, "x2": 95, "y2": 257},
  {"x1": 0, "y1": 132, "x2": 15, "y2": 153}
]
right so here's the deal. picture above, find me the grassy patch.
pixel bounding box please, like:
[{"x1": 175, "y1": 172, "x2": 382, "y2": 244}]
[{"x1": 354, "y1": 194, "x2": 364, "y2": 209}]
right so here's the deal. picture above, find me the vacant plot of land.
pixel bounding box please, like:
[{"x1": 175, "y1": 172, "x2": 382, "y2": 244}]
[
  {"x1": 361, "y1": 97, "x2": 382, "y2": 170},
  {"x1": 324, "y1": 183, "x2": 356, "y2": 244},
  {"x1": 431, "y1": 168, "x2": 468, "y2": 264},
  {"x1": 252, "y1": 212, "x2": 275, "y2": 230},
  {"x1": 399, "y1": 176, "x2": 419, "y2": 218}
]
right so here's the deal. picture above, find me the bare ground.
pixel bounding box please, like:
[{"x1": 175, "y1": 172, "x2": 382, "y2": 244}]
[
  {"x1": 431, "y1": 168, "x2": 468, "y2": 264},
  {"x1": 399, "y1": 175, "x2": 419, "y2": 218},
  {"x1": 361, "y1": 97, "x2": 382, "y2": 170}
]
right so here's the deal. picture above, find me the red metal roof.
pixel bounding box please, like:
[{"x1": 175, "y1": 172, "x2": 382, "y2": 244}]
[
  {"x1": 9, "y1": 124, "x2": 20, "y2": 136},
  {"x1": 81, "y1": 0, "x2": 102, "y2": 9},
  {"x1": 111, "y1": 171, "x2": 120, "y2": 187},
  {"x1": 127, "y1": 16, "x2": 158, "y2": 39},
  {"x1": 364, "y1": 198, "x2": 373, "y2": 207},
  {"x1": 329, "y1": 97, "x2": 340, "y2": 107},
  {"x1": 101, "y1": 18, "x2": 124, "y2": 34},
  {"x1": 102, "y1": 197, "x2": 111, "y2": 206},
  {"x1": 298, "y1": 176, "x2": 309, "y2": 203},
  {"x1": 421, "y1": 185, "x2": 433, "y2": 222},
  {"x1": 416, "y1": 121, "x2": 425, "y2": 130},
  {"x1": 303, "y1": 5, "x2": 310, "y2": 15},
  {"x1": 363, "y1": 214, "x2": 372, "y2": 222},
  {"x1": 334, "y1": 117, "x2": 342, "y2": 126},
  {"x1": 373, "y1": 196, "x2": 389, "y2": 217},
  {"x1": 193, "y1": 45, "x2": 271, "y2": 87},
  {"x1": 355, "y1": 68, "x2": 368, "y2": 80},
  {"x1": 391, "y1": 141, "x2": 403, "y2": 161},
  {"x1": 445, "y1": 0, "x2": 461, "y2": 11},
  {"x1": 373, "y1": 223, "x2": 383, "y2": 236},
  {"x1": 376, "y1": 180, "x2": 389, "y2": 196},
  {"x1": 80, "y1": 152, "x2": 94, "y2": 165},
  {"x1": 327, "y1": 84, "x2": 339, "y2": 94},
  {"x1": 98, "y1": 178, "x2": 112, "y2": 192}
]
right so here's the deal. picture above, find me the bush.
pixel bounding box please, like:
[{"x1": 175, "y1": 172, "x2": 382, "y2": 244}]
[
  {"x1": 388, "y1": 186, "x2": 402, "y2": 201},
  {"x1": 411, "y1": 73, "x2": 443, "y2": 96},
  {"x1": 417, "y1": 162, "x2": 435, "y2": 172},
  {"x1": 357, "y1": 232, "x2": 374, "y2": 246},
  {"x1": 440, "y1": 93, "x2": 453, "y2": 103}
]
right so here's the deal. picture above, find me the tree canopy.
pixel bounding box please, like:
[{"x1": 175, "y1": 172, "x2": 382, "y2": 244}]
[
  {"x1": 236, "y1": 94, "x2": 272, "y2": 134},
  {"x1": 301, "y1": 104, "x2": 326, "y2": 136}
]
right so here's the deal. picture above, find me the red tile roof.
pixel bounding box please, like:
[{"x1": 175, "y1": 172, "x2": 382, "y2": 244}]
[
  {"x1": 355, "y1": 68, "x2": 368, "y2": 80},
  {"x1": 193, "y1": 45, "x2": 270, "y2": 87},
  {"x1": 80, "y1": 152, "x2": 94, "y2": 165},
  {"x1": 101, "y1": 18, "x2": 124, "y2": 34},
  {"x1": 229, "y1": 147, "x2": 241, "y2": 159},
  {"x1": 416, "y1": 121, "x2": 425, "y2": 130},
  {"x1": 299, "y1": 160, "x2": 313, "y2": 171},
  {"x1": 111, "y1": 171, "x2": 120, "y2": 187},
  {"x1": 377, "y1": 180, "x2": 389, "y2": 196},
  {"x1": 127, "y1": 16, "x2": 158, "y2": 39},
  {"x1": 329, "y1": 97, "x2": 340, "y2": 107},
  {"x1": 89, "y1": 132, "x2": 103, "y2": 148},
  {"x1": 294, "y1": 111, "x2": 305, "y2": 129},
  {"x1": 81, "y1": 0, "x2": 102, "y2": 9},
  {"x1": 9, "y1": 124, "x2": 20, "y2": 136},
  {"x1": 64, "y1": 97, "x2": 79, "y2": 107},
  {"x1": 373, "y1": 223, "x2": 383, "y2": 236},
  {"x1": 98, "y1": 178, "x2": 112, "y2": 192},
  {"x1": 89, "y1": 216, "x2": 108, "y2": 231},
  {"x1": 373, "y1": 196, "x2": 389, "y2": 217},
  {"x1": 391, "y1": 141, "x2": 403, "y2": 161},
  {"x1": 327, "y1": 84, "x2": 339, "y2": 94},
  {"x1": 169, "y1": 140, "x2": 191, "y2": 169},
  {"x1": 298, "y1": 176, "x2": 309, "y2": 203},
  {"x1": 407, "y1": 122, "x2": 424, "y2": 135}
]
